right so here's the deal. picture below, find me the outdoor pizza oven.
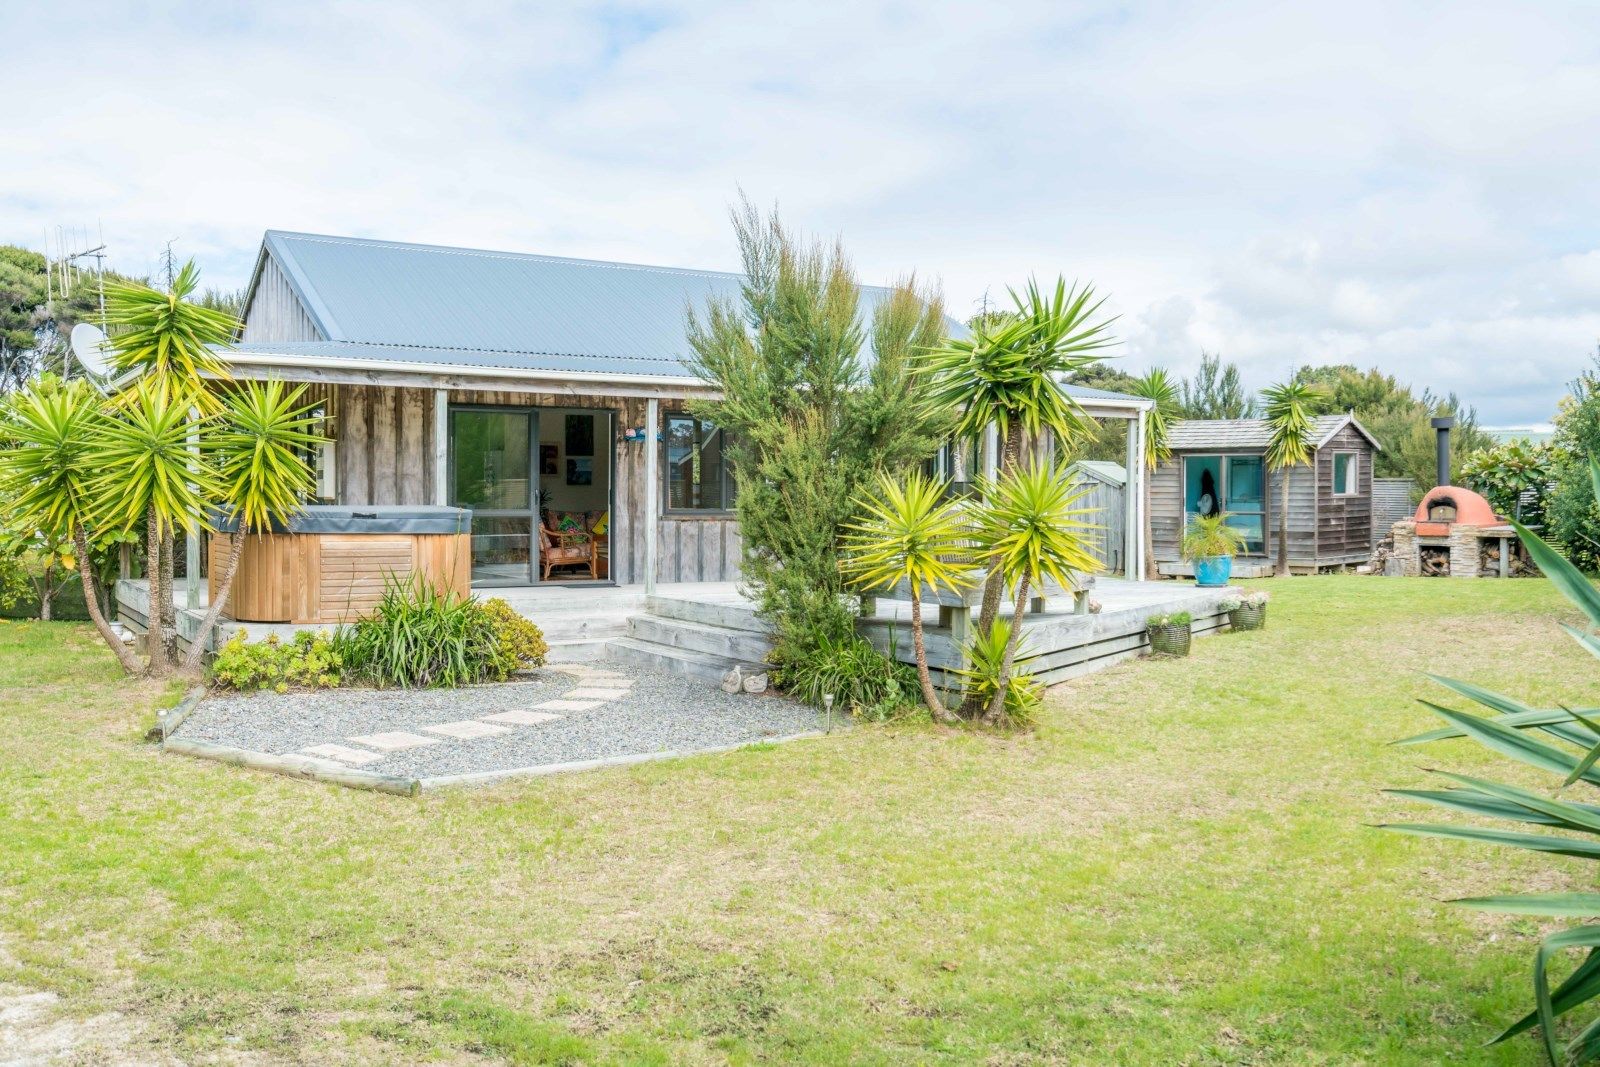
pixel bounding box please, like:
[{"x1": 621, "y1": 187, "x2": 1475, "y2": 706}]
[{"x1": 1388, "y1": 419, "x2": 1525, "y2": 577}]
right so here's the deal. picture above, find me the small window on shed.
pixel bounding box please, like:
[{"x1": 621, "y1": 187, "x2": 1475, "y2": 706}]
[{"x1": 1332, "y1": 452, "x2": 1358, "y2": 496}]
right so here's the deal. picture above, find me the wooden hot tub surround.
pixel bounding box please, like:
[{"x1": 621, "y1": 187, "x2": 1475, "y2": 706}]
[{"x1": 210, "y1": 506, "x2": 472, "y2": 624}]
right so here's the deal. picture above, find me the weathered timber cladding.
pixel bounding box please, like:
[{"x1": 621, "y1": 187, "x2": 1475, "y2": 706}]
[
  {"x1": 1068, "y1": 473, "x2": 1124, "y2": 573},
  {"x1": 1153, "y1": 424, "x2": 1378, "y2": 568},
  {"x1": 322, "y1": 384, "x2": 740, "y2": 584},
  {"x1": 1313, "y1": 423, "x2": 1374, "y2": 562},
  {"x1": 239, "y1": 255, "x2": 324, "y2": 343}
]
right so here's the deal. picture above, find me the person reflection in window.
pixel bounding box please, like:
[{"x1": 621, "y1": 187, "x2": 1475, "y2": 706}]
[{"x1": 1197, "y1": 469, "x2": 1220, "y2": 517}]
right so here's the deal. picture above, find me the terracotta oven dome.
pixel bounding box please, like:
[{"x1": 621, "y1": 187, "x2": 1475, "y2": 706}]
[{"x1": 1413, "y1": 485, "x2": 1499, "y2": 536}]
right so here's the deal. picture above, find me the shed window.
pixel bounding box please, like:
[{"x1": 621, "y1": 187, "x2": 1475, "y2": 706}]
[
  {"x1": 665, "y1": 415, "x2": 737, "y2": 513},
  {"x1": 1332, "y1": 452, "x2": 1358, "y2": 496}
]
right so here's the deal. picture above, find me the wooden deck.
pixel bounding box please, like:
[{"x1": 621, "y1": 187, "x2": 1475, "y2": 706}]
[
  {"x1": 859, "y1": 577, "x2": 1240, "y2": 688},
  {"x1": 117, "y1": 576, "x2": 1239, "y2": 688}
]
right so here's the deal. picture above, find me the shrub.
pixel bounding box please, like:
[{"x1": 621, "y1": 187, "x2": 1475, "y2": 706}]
[
  {"x1": 953, "y1": 619, "x2": 1043, "y2": 728},
  {"x1": 480, "y1": 597, "x2": 549, "y2": 679},
  {"x1": 211, "y1": 630, "x2": 341, "y2": 692},
  {"x1": 780, "y1": 629, "x2": 920, "y2": 722},
  {"x1": 1461, "y1": 439, "x2": 1555, "y2": 526},
  {"x1": 334, "y1": 576, "x2": 500, "y2": 689}
]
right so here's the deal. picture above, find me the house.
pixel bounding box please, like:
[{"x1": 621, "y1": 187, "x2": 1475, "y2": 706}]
[
  {"x1": 1150, "y1": 413, "x2": 1382, "y2": 575},
  {"x1": 216, "y1": 231, "x2": 1154, "y2": 592}
]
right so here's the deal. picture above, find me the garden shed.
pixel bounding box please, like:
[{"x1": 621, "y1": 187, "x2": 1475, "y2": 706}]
[
  {"x1": 1150, "y1": 414, "x2": 1382, "y2": 575},
  {"x1": 1066, "y1": 460, "x2": 1126, "y2": 574}
]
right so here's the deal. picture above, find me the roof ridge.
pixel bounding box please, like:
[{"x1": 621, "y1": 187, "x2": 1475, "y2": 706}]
[{"x1": 263, "y1": 229, "x2": 905, "y2": 294}]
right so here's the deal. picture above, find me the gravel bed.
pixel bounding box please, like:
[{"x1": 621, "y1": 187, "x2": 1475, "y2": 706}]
[{"x1": 173, "y1": 662, "x2": 827, "y2": 779}]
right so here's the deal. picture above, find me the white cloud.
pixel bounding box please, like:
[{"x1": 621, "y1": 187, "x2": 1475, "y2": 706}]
[{"x1": 2, "y1": 0, "x2": 1598, "y2": 422}]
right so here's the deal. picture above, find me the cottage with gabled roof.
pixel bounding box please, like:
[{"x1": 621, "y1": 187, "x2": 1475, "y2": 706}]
[
  {"x1": 1151, "y1": 413, "x2": 1383, "y2": 575},
  {"x1": 216, "y1": 231, "x2": 1153, "y2": 594}
]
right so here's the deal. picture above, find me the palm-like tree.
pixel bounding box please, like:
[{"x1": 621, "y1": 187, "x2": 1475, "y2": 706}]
[
  {"x1": 103, "y1": 261, "x2": 236, "y2": 392},
  {"x1": 920, "y1": 277, "x2": 1116, "y2": 713},
  {"x1": 0, "y1": 378, "x2": 143, "y2": 674},
  {"x1": 101, "y1": 265, "x2": 239, "y2": 669},
  {"x1": 1261, "y1": 381, "x2": 1323, "y2": 577},
  {"x1": 89, "y1": 378, "x2": 219, "y2": 675},
  {"x1": 1127, "y1": 368, "x2": 1181, "y2": 580},
  {"x1": 842, "y1": 471, "x2": 975, "y2": 722},
  {"x1": 181, "y1": 382, "x2": 326, "y2": 674},
  {"x1": 969, "y1": 462, "x2": 1102, "y2": 724}
]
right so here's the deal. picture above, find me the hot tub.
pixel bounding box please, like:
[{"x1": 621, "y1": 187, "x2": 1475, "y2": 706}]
[{"x1": 209, "y1": 506, "x2": 472, "y2": 624}]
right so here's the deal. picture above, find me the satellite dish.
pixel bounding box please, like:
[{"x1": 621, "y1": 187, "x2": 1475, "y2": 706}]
[{"x1": 69, "y1": 322, "x2": 111, "y2": 380}]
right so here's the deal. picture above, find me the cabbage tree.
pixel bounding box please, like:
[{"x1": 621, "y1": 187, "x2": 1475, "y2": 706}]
[
  {"x1": 842, "y1": 471, "x2": 975, "y2": 722},
  {"x1": 1128, "y1": 368, "x2": 1181, "y2": 580},
  {"x1": 920, "y1": 277, "x2": 1116, "y2": 712},
  {"x1": 1261, "y1": 380, "x2": 1322, "y2": 577},
  {"x1": 968, "y1": 462, "x2": 1101, "y2": 725},
  {"x1": 0, "y1": 378, "x2": 143, "y2": 674},
  {"x1": 182, "y1": 381, "x2": 326, "y2": 673},
  {"x1": 88, "y1": 378, "x2": 218, "y2": 675}
]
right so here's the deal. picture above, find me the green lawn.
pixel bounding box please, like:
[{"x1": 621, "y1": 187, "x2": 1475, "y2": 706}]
[{"x1": 0, "y1": 577, "x2": 1594, "y2": 1063}]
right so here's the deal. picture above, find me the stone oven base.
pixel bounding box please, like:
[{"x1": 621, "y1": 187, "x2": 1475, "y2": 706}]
[{"x1": 1389, "y1": 520, "x2": 1528, "y2": 578}]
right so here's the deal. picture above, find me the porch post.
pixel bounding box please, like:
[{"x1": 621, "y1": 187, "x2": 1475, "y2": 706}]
[
  {"x1": 186, "y1": 404, "x2": 201, "y2": 608},
  {"x1": 1125, "y1": 409, "x2": 1144, "y2": 580},
  {"x1": 644, "y1": 398, "x2": 659, "y2": 594},
  {"x1": 432, "y1": 390, "x2": 449, "y2": 506}
]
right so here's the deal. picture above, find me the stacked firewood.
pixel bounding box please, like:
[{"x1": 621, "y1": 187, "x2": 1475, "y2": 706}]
[
  {"x1": 1419, "y1": 546, "x2": 1452, "y2": 576},
  {"x1": 1480, "y1": 540, "x2": 1536, "y2": 577}
]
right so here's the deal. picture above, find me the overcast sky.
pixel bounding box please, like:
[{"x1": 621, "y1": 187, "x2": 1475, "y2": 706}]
[{"x1": 6, "y1": 1, "x2": 1598, "y2": 425}]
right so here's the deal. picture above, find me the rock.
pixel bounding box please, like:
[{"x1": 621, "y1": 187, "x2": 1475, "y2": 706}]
[
  {"x1": 742, "y1": 672, "x2": 768, "y2": 694},
  {"x1": 720, "y1": 666, "x2": 744, "y2": 694}
]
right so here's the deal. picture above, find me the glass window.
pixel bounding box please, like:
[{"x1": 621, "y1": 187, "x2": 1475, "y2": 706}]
[
  {"x1": 1184, "y1": 456, "x2": 1223, "y2": 518},
  {"x1": 1333, "y1": 452, "x2": 1357, "y2": 495},
  {"x1": 924, "y1": 437, "x2": 980, "y2": 496},
  {"x1": 1227, "y1": 456, "x2": 1263, "y2": 507},
  {"x1": 452, "y1": 409, "x2": 531, "y2": 510},
  {"x1": 666, "y1": 415, "x2": 736, "y2": 512}
]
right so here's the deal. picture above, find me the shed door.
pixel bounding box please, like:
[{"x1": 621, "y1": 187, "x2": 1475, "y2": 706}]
[{"x1": 1183, "y1": 454, "x2": 1267, "y2": 556}]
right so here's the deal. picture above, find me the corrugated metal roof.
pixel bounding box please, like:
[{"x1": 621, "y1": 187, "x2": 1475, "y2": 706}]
[
  {"x1": 253, "y1": 230, "x2": 938, "y2": 378},
  {"x1": 235, "y1": 231, "x2": 1152, "y2": 411},
  {"x1": 1168, "y1": 414, "x2": 1381, "y2": 451},
  {"x1": 1069, "y1": 460, "x2": 1127, "y2": 485}
]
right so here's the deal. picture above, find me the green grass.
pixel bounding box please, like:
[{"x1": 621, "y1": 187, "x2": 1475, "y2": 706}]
[{"x1": 0, "y1": 577, "x2": 1593, "y2": 1063}]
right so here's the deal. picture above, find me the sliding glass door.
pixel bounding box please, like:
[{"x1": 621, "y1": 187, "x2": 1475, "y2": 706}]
[
  {"x1": 1183, "y1": 454, "x2": 1267, "y2": 555},
  {"x1": 451, "y1": 407, "x2": 537, "y2": 586}
]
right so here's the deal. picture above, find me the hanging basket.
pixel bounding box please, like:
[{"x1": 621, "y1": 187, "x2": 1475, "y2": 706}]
[
  {"x1": 1147, "y1": 622, "x2": 1192, "y2": 657},
  {"x1": 1229, "y1": 604, "x2": 1267, "y2": 631}
]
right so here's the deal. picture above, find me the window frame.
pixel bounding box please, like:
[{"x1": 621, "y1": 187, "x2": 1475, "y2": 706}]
[
  {"x1": 662, "y1": 413, "x2": 738, "y2": 517},
  {"x1": 1331, "y1": 451, "x2": 1360, "y2": 497}
]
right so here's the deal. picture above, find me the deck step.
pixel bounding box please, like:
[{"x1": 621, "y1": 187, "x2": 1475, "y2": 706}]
[
  {"x1": 605, "y1": 637, "x2": 766, "y2": 682},
  {"x1": 625, "y1": 614, "x2": 775, "y2": 662},
  {"x1": 643, "y1": 594, "x2": 773, "y2": 634}
]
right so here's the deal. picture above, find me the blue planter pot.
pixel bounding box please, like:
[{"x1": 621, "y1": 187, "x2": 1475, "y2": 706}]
[{"x1": 1194, "y1": 555, "x2": 1232, "y2": 587}]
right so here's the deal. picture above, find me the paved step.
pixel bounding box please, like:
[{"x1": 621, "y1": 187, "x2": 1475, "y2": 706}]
[
  {"x1": 605, "y1": 637, "x2": 765, "y2": 682},
  {"x1": 626, "y1": 614, "x2": 775, "y2": 663},
  {"x1": 544, "y1": 638, "x2": 611, "y2": 664},
  {"x1": 643, "y1": 594, "x2": 773, "y2": 634}
]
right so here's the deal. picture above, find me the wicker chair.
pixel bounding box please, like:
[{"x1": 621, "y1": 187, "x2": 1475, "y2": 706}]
[{"x1": 538, "y1": 513, "x2": 598, "y2": 581}]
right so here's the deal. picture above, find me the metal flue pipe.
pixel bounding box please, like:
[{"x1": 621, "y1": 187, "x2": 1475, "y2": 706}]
[{"x1": 1431, "y1": 416, "x2": 1455, "y2": 487}]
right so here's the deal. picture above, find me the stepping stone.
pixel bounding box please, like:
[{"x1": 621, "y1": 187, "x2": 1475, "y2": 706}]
[
  {"x1": 480, "y1": 709, "x2": 563, "y2": 726},
  {"x1": 347, "y1": 731, "x2": 441, "y2": 751},
  {"x1": 566, "y1": 687, "x2": 630, "y2": 700},
  {"x1": 535, "y1": 698, "x2": 605, "y2": 713},
  {"x1": 423, "y1": 720, "x2": 512, "y2": 740},
  {"x1": 301, "y1": 743, "x2": 386, "y2": 766}
]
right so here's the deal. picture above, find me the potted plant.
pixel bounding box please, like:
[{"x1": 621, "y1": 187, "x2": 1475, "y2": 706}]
[
  {"x1": 1218, "y1": 589, "x2": 1269, "y2": 631},
  {"x1": 1181, "y1": 513, "x2": 1246, "y2": 588},
  {"x1": 1146, "y1": 610, "x2": 1192, "y2": 656}
]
